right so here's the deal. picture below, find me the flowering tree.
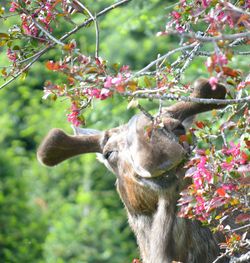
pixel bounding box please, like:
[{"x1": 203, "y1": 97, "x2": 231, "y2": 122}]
[{"x1": 1, "y1": 0, "x2": 249, "y2": 262}]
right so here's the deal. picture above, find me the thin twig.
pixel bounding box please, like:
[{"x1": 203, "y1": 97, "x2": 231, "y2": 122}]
[
  {"x1": 167, "y1": 30, "x2": 250, "y2": 42},
  {"x1": 31, "y1": 17, "x2": 65, "y2": 46},
  {"x1": 132, "y1": 86, "x2": 168, "y2": 96},
  {"x1": 229, "y1": 251, "x2": 250, "y2": 263},
  {"x1": 134, "y1": 42, "x2": 197, "y2": 76},
  {"x1": 155, "y1": 54, "x2": 164, "y2": 117},
  {"x1": 175, "y1": 43, "x2": 201, "y2": 81},
  {"x1": 137, "y1": 104, "x2": 154, "y2": 121},
  {"x1": 227, "y1": 223, "x2": 250, "y2": 233},
  {"x1": 212, "y1": 252, "x2": 228, "y2": 263},
  {"x1": 164, "y1": 2, "x2": 178, "y2": 10},
  {"x1": 94, "y1": 15, "x2": 100, "y2": 58},
  {"x1": 221, "y1": 0, "x2": 250, "y2": 16},
  {"x1": 120, "y1": 89, "x2": 250, "y2": 105},
  {"x1": 73, "y1": 0, "x2": 100, "y2": 58},
  {"x1": 196, "y1": 50, "x2": 250, "y2": 56},
  {"x1": 229, "y1": 38, "x2": 247, "y2": 47},
  {"x1": 0, "y1": 54, "x2": 41, "y2": 90}
]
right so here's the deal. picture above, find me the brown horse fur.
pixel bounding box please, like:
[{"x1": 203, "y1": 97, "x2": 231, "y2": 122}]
[{"x1": 37, "y1": 79, "x2": 229, "y2": 263}]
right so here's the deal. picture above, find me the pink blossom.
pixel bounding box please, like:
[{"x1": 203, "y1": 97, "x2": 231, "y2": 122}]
[
  {"x1": 192, "y1": 156, "x2": 213, "y2": 189},
  {"x1": 205, "y1": 9, "x2": 215, "y2": 24},
  {"x1": 175, "y1": 24, "x2": 185, "y2": 33},
  {"x1": 221, "y1": 183, "x2": 237, "y2": 191},
  {"x1": 86, "y1": 88, "x2": 100, "y2": 98},
  {"x1": 78, "y1": 55, "x2": 90, "y2": 64},
  {"x1": 67, "y1": 103, "x2": 81, "y2": 126},
  {"x1": 218, "y1": 11, "x2": 234, "y2": 28},
  {"x1": 7, "y1": 48, "x2": 17, "y2": 62},
  {"x1": 198, "y1": 157, "x2": 213, "y2": 183},
  {"x1": 226, "y1": 16, "x2": 234, "y2": 28},
  {"x1": 201, "y1": 0, "x2": 211, "y2": 8},
  {"x1": 120, "y1": 65, "x2": 130, "y2": 73},
  {"x1": 193, "y1": 170, "x2": 203, "y2": 188},
  {"x1": 222, "y1": 142, "x2": 240, "y2": 157},
  {"x1": 180, "y1": 0, "x2": 187, "y2": 7},
  {"x1": 208, "y1": 196, "x2": 226, "y2": 210},
  {"x1": 104, "y1": 76, "x2": 113, "y2": 88},
  {"x1": 104, "y1": 74, "x2": 124, "y2": 88},
  {"x1": 67, "y1": 112, "x2": 81, "y2": 126},
  {"x1": 86, "y1": 88, "x2": 111, "y2": 100},
  {"x1": 195, "y1": 195, "x2": 208, "y2": 220},
  {"x1": 9, "y1": 2, "x2": 19, "y2": 12},
  {"x1": 214, "y1": 54, "x2": 228, "y2": 66},
  {"x1": 112, "y1": 74, "x2": 123, "y2": 85},
  {"x1": 209, "y1": 77, "x2": 218, "y2": 90},
  {"x1": 205, "y1": 7, "x2": 234, "y2": 29},
  {"x1": 221, "y1": 161, "x2": 235, "y2": 171},
  {"x1": 246, "y1": 0, "x2": 250, "y2": 8},
  {"x1": 100, "y1": 88, "x2": 111, "y2": 100},
  {"x1": 172, "y1": 11, "x2": 181, "y2": 20},
  {"x1": 21, "y1": 14, "x2": 38, "y2": 36},
  {"x1": 217, "y1": 11, "x2": 226, "y2": 21}
]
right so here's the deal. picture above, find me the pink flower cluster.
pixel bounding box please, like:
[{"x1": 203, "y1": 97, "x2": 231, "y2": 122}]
[
  {"x1": 201, "y1": 0, "x2": 211, "y2": 8},
  {"x1": 208, "y1": 76, "x2": 218, "y2": 90},
  {"x1": 104, "y1": 74, "x2": 124, "y2": 90},
  {"x1": 206, "y1": 53, "x2": 228, "y2": 71},
  {"x1": 84, "y1": 68, "x2": 130, "y2": 101},
  {"x1": 21, "y1": 14, "x2": 38, "y2": 36},
  {"x1": 9, "y1": 1, "x2": 19, "y2": 12},
  {"x1": 104, "y1": 66, "x2": 131, "y2": 92},
  {"x1": 42, "y1": 82, "x2": 65, "y2": 100},
  {"x1": 192, "y1": 156, "x2": 213, "y2": 189},
  {"x1": 10, "y1": 0, "x2": 56, "y2": 38},
  {"x1": 67, "y1": 103, "x2": 81, "y2": 127},
  {"x1": 170, "y1": 11, "x2": 185, "y2": 33},
  {"x1": 85, "y1": 87, "x2": 112, "y2": 100},
  {"x1": 205, "y1": 7, "x2": 234, "y2": 30},
  {"x1": 178, "y1": 140, "x2": 249, "y2": 222},
  {"x1": 221, "y1": 142, "x2": 248, "y2": 171},
  {"x1": 7, "y1": 48, "x2": 17, "y2": 62}
]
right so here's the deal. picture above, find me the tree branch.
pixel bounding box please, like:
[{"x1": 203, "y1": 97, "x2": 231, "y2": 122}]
[
  {"x1": 229, "y1": 252, "x2": 250, "y2": 263},
  {"x1": 120, "y1": 89, "x2": 250, "y2": 105},
  {"x1": 73, "y1": 0, "x2": 100, "y2": 58},
  {"x1": 31, "y1": 17, "x2": 65, "y2": 46},
  {"x1": 227, "y1": 223, "x2": 250, "y2": 233},
  {"x1": 0, "y1": 0, "x2": 132, "y2": 90},
  {"x1": 134, "y1": 42, "x2": 197, "y2": 76},
  {"x1": 212, "y1": 252, "x2": 228, "y2": 263},
  {"x1": 196, "y1": 50, "x2": 250, "y2": 56},
  {"x1": 167, "y1": 30, "x2": 250, "y2": 42}
]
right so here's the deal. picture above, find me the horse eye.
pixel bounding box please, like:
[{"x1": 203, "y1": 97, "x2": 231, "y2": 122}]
[
  {"x1": 104, "y1": 151, "x2": 113, "y2": 159},
  {"x1": 172, "y1": 124, "x2": 186, "y2": 137}
]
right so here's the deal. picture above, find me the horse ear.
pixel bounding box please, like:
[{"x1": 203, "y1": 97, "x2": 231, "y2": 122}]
[
  {"x1": 37, "y1": 128, "x2": 103, "y2": 166},
  {"x1": 164, "y1": 78, "x2": 226, "y2": 121},
  {"x1": 71, "y1": 125, "x2": 101, "y2": 136}
]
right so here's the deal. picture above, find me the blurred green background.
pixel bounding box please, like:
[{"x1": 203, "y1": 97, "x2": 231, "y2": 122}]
[{"x1": 0, "y1": 0, "x2": 248, "y2": 262}]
